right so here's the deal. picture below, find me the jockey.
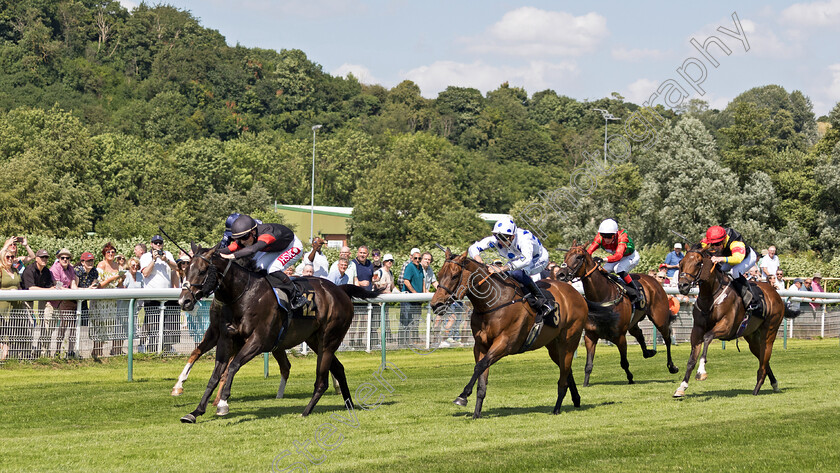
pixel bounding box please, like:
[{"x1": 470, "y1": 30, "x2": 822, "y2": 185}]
[
  {"x1": 700, "y1": 225, "x2": 760, "y2": 333},
  {"x1": 468, "y1": 217, "x2": 556, "y2": 326},
  {"x1": 220, "y1": 213, "x2": 262, "y2": 247},
  {"x1": 220, "y1": 214, "x2": 306, "y2": 309},
  {"x1": 586, "y1": 218, "x2": 641, "y2": 304}
]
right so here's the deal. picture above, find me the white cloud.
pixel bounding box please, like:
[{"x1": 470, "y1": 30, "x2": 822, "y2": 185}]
[
  {"x1": 611, "y1": 47, "x2": 667, "y2": 62},
  {"x1": 332, "y1": 64, "x2": 379, "y2": 85},
  {"x1": 690, "y1": 17, "x2": 797, "y2": 59},
  {"x1": 462, "y1": 7, "x2": 608, "y2": 57},
  {"x1": 826, "y1": 63, "x2": 840, "y2": 101},
  {"x1": 117, "y1": 0, "x2": 138, "y2": 10},
  {"x1": 205, "y1": 0, "x2": 366, "y2": 19},
  {"x1": 623, "y1": 79, "x2": 659, "y2": 105},
  {"x1": 781, "y1": 0, "x2": 840, "y2": 26},
  {"x1": 403, "y1": 60, "x2": 578, "y2": 98}
]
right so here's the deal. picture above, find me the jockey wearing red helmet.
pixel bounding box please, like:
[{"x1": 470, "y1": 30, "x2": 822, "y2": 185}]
[{"x1": 701, "y1": 225, "x2": 760, "y2": 335}]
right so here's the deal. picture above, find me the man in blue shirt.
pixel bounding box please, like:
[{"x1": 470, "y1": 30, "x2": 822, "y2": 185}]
[
  {"x1": 663, "y1": 243, "x2": 684, "y2": 279},
  {"x1": 399, "y1": 252, "x2": 424, "y2": 346},
  {"x1": 327, "y1": 258, "x2": 351, "y2": 286},
  {"x1": 353, "y1": 246, "x2": 374, "y2": 288}
]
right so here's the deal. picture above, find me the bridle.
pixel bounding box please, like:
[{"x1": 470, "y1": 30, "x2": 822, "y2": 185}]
[
  {"x1": 434, "y1": 255, "x2": 524, "y2": 314},
  {"x1": 435, "y1": 257, "x2": 470, "y2": 299},
  {"x1": 182, "y1": 251, "x2": 233, "y2": 300},
  {"x1": 559, "y1": 248, "x2": 599, "y2": 282}
]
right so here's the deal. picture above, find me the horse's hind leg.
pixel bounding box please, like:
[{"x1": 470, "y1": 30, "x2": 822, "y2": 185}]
[
  {"x1": 273, "y1": 349, "x2": 291, "y2": 399},
  {"x1": 547, "y1": 339, "x2": 570, "y2": 414},
  {"x1": 746, "y1": 331, "x2": 773, "y2": 395},
  {"x1": 583, "y1": 331, "x2": 597, "y2": 387},
  {"x1": 617, "y1": 334, "x2": 634, "y2": 384},
  {"x1": 628, "y1": 324, "x2": 656, "y2": 359},
  {"x1": 328, "y1": 355, "x2": 353, "y2": 408},
  {"x1": 656, "y1": 319, "x2": 679, "y2": 374},
  {"x1": 172, "y1": 325, "x2": 218, "y2": 396}
]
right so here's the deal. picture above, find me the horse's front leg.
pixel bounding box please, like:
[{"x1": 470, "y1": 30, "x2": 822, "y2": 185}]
[
  {"x1": 674, "y1": 325, "x2": 705, "y2": 398},
  {"x1": 216, "y1": 336, "x2": 268, "y2": 416},
  {"x1": 454, "y1": 344, "x2": 485, "y2": 407},
  {"x1": 472, "y1": 361, "x2": 490, "y2": 419},
  {"x1": 696, "y1": 319, "x2": 730, "y2": 381},
  {"x1": 583, "y1": 331, "x2": 597, "y2": 387},
  {"x1": 181, "y1": 337, "x2": 230, "y2": 423},
  {"x1": 455, "y1": 340, "x2": 509, "y2": 418}
]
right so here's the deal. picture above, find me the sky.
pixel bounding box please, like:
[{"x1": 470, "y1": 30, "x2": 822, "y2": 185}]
[{"x1": 118, "y1": 0, "x2": 840, "y2": 116}]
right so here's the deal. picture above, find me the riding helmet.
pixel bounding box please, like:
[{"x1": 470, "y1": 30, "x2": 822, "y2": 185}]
[
  {"x1": 492, "y1": 217, "x2": 517, "y2": 236},
  {"x1": 598, "y1": 218, "x2": 619, "y2": 235},
  {"x1": 230, "y1": 215, "x2": 258, "y2": 239},
  {"x1": 702, "y1": 225, "x2": 726, "y2": 244}
]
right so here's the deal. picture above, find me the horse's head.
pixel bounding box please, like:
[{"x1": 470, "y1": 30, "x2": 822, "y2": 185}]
[
  {"x1": 556, "y1": 240, "x2": 592, "y2": 282},
  {"x1": 178, "y1": 243, "x2": 222, "y2": 311},
  {"x1": 430, "y1": 248, "x2": 472, "y2": 316},
  {"x1": 678, "y1": 243, "x2": 711, "y2": 295}
]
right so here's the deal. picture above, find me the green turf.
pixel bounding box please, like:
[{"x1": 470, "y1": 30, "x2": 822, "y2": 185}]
[{"x1": 1, "y1": 339, "x2": 839, "y2": 472}]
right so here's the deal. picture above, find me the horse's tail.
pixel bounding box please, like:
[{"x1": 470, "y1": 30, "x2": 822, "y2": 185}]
[
  {"x1": 339, "y1": 284, "x2": 386, "y2": 301},
  {"x1": 586, "y1": 300, "x2": 620, "y2": 339},
  {"x1": 784, "y1": 305, "x2": 801, "y2": 319}
]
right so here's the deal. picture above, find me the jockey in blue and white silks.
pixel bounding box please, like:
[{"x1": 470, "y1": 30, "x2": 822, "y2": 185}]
[{"x1": 468, "y1": 217, "x2": 556, "y2": 325}]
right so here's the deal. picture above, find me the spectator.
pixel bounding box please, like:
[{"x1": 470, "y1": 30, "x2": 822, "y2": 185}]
[
  {"x1": 123, "y1": 257, "x2": 144, "y2": 289},
  {"x1": 21, "y1": 249, "x2": 54, "y2": 358},
  {"x1": 296, "y1": 237, "x2": 329, "y2": 278},
  {"x1": 353, "y1": 246, "x2": 374, "y2": 288},
  {"x1": 766, "y1": 274, "x2": 778, "y2": 291},
  {"x1": 301, "y1": 263, "x2": 315, "y2": 277},
  {"x1": 6, "y1": 236, "x2": 35, "y2": 273},
  {"x1": 810, "y1": 273, "x2": 824, "y2": 311},
  {"x1": 75, "y1": 252, "x2": 99, "y2": 331},
  {"x1": 49, "y1": 248, "x2": 78, "y2": 358},
  {"x1": 540, "y1": 262, "x2": 554, "y2": 280},
  {"x1": 803, "y1": 277, "x2": 813, "y2": 291},
  {"x1": 420, "y1": 252, "x2": 438, "y2": 292},
  {"x1": 399, "y1": 251, "x2": 424, "y2": 346},
  {"x1": 397, "y1": 248, "x2": 421, "y2": 291},
  {"x1": 655, "y1": 270, "x2": 670, "y2": 286},
  {"x1": 758, "y1": 246, "x2": 780, "y2": 280},
  {"x1": 0, "y1": 242, "x2": 23, "y2": 360},
  {"x1": 551, "y1": 264, "x2": 562, "y2": 280},
  {"x1": 139, "y1": 235, "x2": 179, "y2": 354},
  {"x1": 134, "y1": 243, "x2": 146, "y2": 260},
  {"x1": 284, "y1": 266, "x2": 296, "y2": 277},
  {"x1": 773, "y1": 269, "x2": 786, "y2": 292},
  {"x1": 371, "y1": 249, "x2": 383, "y2": 271},
  {"x1": 746, "y1": 266, "x2": 761, "y2": 282},
  {"x1": 787, "y1": 278, "x2": 806, "y2": 312},
  {"x1": 373, "y1": 253, "x2": 396, "y2": 293},
  {"x1": 327, "y1": 258, "x2": 351, "y2": 285},
  {"x1": 94, "y1": 242, "x2": 127, "y2": 356},
  {"x1": 647, "y1": 269, "x2": 657, "y2": 277},
  {"x1": 663, "y1": 243, "x2": 684, "y2": 279},
  {"x1": 115, "y1": 254, "x2": 127, "y2": 270},
  {"x1": 328, "y1": 246, "x2": 356, "y2": 282}
]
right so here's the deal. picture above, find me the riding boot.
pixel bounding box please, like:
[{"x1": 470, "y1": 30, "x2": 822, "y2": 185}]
[
  {"x1": 267, "y1": 271, "x2": 307, "y2": 310},
  {"x1": 617, "y1": 271, "x2": 639, "y2": 305},
  {"x1": 522, "y1": 277, "x2": 557, "y2": 327},
  {"x1": 733, "y1": 275, "x2": 761, "y2": 337}
]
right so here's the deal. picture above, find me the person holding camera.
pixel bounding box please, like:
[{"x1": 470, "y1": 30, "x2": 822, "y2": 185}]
[
  {"x1": 5, "y1": 236, "x2": 35, "y2": 273},
  {"x1": 140, "y1": 235, "x2": 179, "y2": 354}
]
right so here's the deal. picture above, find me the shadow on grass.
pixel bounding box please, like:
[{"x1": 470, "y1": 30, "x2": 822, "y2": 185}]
[
  {"x1": 193, "y1": 401, "x2": 398, "y2": 424},
  {"x1": 453, "y1": 401, "x2": 613, "y2": 418},
  {"x1": 585, "y1": 378, "x2": 677, "y2": 386}
]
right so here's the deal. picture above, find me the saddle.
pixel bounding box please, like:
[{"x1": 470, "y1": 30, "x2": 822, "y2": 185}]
[
  {"x1": 267, "y1": 276, "x2": 317, "y2": 318},
  {"x1": 727, "y1": 276, "x2": 767, "y2": 319},
  {"x1": 604, "y1": 272, "x2": 647, "y2": 310}
]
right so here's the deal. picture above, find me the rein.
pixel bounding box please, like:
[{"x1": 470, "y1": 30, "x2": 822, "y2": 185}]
[
  {"x1": 184, "y1": 254, "x2": 235, "y2": 300},
  {"x1": 439, "y1": 256, "x2": 525, "y2": 314}
]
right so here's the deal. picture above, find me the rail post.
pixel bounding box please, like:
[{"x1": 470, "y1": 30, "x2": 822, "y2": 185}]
[
  {"x1": 127, "y1": 299, "x2": 135, "y2": 381},
  {"x1": 75, "y1": 300, "x2": 82, "y2": 359},
  {"x1": 156, "y1": 301, "x2": 165, "y2": 354},
  {"x1": 380, "y1": 302, "x2": 387, "y2": 368}
]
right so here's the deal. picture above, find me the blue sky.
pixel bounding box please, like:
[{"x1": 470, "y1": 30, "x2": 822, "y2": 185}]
[{"x1": 120, "y1": 1, "x2": 840, "y2": 116}]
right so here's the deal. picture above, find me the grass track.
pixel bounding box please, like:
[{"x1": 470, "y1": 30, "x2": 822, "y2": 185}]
[{"x1": 2, "y1": 339, "x2": 839, "y2": 472}]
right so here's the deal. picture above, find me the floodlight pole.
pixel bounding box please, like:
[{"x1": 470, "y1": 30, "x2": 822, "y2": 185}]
[{"x1": 310, "y1": 124, "x2": 322, "y2": 242}]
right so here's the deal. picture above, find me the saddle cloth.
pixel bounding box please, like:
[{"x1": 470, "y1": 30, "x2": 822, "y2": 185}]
[
  {"x1": 270, "y1": 277, "x2": 317, "y2": 318},
  {"x1": 604, "y1": 272, "x2": 647, "y2": 310}
]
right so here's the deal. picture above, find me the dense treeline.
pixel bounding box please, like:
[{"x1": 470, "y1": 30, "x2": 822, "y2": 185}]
[{"x1": 1, "y1": 1, "x2": 839, "y2": 260}]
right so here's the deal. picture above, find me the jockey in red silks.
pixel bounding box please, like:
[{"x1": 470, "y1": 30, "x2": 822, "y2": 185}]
[{"x1": 586, "y1": 218, "x2": 641, "y2": 304}]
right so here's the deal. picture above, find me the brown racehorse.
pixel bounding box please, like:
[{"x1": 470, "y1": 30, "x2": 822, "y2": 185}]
[
  {"x1": 557, "y1": 243, "x2": 679, "y2": 387},
  {"x1": 673, "y1": 245, "x2": 800, "y2": 397},
  {"x1": 429, "y1": 249, "x2": 588, "y2": 418},
  {"x1": 178, "y1": 244, "x2": 382, "y2": 423}
]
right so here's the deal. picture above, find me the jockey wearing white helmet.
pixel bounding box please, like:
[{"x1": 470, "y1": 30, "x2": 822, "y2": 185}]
[
  {"x1": 586, "y1": 218, "x2": 641, "y2": 304},
  {"x1": 468, "y1": 217, "x2": 556, "y2": 325}
]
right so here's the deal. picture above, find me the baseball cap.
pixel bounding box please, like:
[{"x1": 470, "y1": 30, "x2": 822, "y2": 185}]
[
  {"x1": 151, "y1": 235, "x2": 164, "y2": 243},
  {"x1": 80, "y1": 252, "x2": 94, "y2": 261},
  {"x1": 410, "y1": 247, "x2": 421, "y2": 255},
  {"x1": 383, "y1": 253, "x2": 394, "y2": 262},
  {"x1": 35, "y1": 249, "x2": 49, "y2": 258},
  {"x1": 794, "y1": 278, "x2": 804, "y2": 284},
  {"x1": 674, "y1": 243, "x2": 682, "y2": 249}
]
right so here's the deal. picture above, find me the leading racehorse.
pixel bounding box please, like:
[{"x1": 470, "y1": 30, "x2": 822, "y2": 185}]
[
  {"x1": 430, "y1": 249, "x2": 589, "y2": 418},
  {"x1": 673, "y1": 244, "x2": 800, "y2": 397},
  {"x1": 178, "y1": 244, "x2": 382, "y2": 423},
  {"x1": 557, "y1": 242, "x2": 679, "y2": 386}
]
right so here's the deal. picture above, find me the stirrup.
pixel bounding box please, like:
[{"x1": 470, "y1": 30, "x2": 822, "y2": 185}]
[
  {"x1": 290, "y1": 294, "x2": 307, "y2": 310},
  {"x1": 736, "y1": 316, "x2": 750, "y2": 337}
]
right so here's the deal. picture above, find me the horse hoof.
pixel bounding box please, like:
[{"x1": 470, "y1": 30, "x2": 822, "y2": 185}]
[
  {"x1": 643, "y1": 350, "x2": 657, "y2": 359},
  {"x1": 772, "y1": 382, "x2": 780, "y2": 393},
  {"x1": 673, "y1": 389, "x2": 685, "y2": 398},
  {"x1": 216, "y1": 405, "x2": 229, "y2": 416},
  {"x1": 668, "y1": 366, "x2": 680, "y2": 374},
  {"x1": 453, "y1": 396, "x2": 468, "y2": 407},
  {"x1": 696, "y1": 373, "x2": 708, "y2": 381},
  {"x1": 171, "y1": 387, "x2": 183, "y2": 397},
  {"x1": 180, "y1": 414, "x2": 196, "y2": 423},
  {"x1": 627, "y1": 379, "x2": 635, "y2": 385}
]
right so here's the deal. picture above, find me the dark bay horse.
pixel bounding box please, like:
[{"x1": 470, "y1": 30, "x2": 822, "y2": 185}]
[
  {"x1": 178, "y1": 244, "x2": 382, "y2": 423},
  {"x1": 170, "y1": 299, "x2": 294, "y2": 403},
  {"x1": 673, "y1": 245, "x2": 799, "y2": 397},
  {"x1": 430, "y1": 249, "x2": 588, "y2": 418},
  {"x1": 557, "y1": 243, "x2": 679, "y2": 387}
]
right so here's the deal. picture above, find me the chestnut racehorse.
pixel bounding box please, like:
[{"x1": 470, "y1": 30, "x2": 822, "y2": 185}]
[
  {"x1": 430, "y1": 249, "x2": 589, "y2": 418},
  {"x1": 177, "y1": 244, "x2": 382, "y2": 423},
  {"x1": 673, "y1": 245, "x2": 800, "y2": 397},
  {"x1": 557, "y1": 243, "x2": 679, "y2": 386}
]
